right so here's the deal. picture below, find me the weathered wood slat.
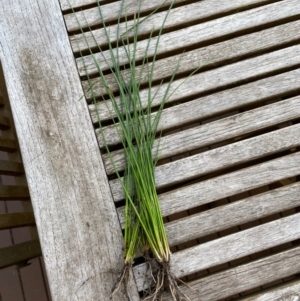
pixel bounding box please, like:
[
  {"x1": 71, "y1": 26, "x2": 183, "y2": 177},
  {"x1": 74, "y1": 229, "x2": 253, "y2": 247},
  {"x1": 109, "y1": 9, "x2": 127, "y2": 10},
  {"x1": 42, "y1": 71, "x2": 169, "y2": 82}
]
[
  {"x1": 0, "y1": 159, "x2": 24, "y2": 176},
  {"x1": 77, "y1": 0, "x2": 300, "y2": 76},
  {"x1": 65, "y1": 0, "x2": 192, "y2": 31},
  {"x1": 118, "y1": 152, "x2": 300, "y2": 221},
  {"x1": 71, "y1": 0, "x2": 274, "y2": 53},
  {"x1": 103, "y1": 94, "x2": 300, "y2": 175},
  {"x1": 0, "y1": 239, "x2": 41, "y2": 269},
  {"x1": 119, "y1": 180, "x2": 300, "y2": 233},
  {"x1": 0, "y1": 1, "x2": 139, "y2": 300},
  {"x1": 95, "y1": 45, "x2": 300, "y2": 143},
  {"x1": 0, "y1": 113, "x2": 10, "y2": 130},
  {"x1": 158, "y1": 246, "x2": 300, "y2": 300},
  {"x1": 158, "y1": 152, "x2": 300, "y2": 217},
  {"x1": 109, "y1": 97, "x2": 300, "y2": 201},
  {"x1": 0, "y1": 185, "x2": 30, "y2": 200},
  {"x1": 0, "y1": 212, "x2": 35, "y2": 230},
  {"x1": 238, "y1": 279, "x2": 300, "y2": 301},
  {"x1": 0, "y1": 137, "x2": 18, "y2": 152},
  {"x1": 88, "y1": 19, "x2": 300, "y2": 114},
  {"x1": 118, "y1": 180, "x2": 300, "y2": 243},
  {"x1": 61, "y1": 0, "x2": 107, "y2": 11},
  {"x1": 171, "y1": 212, "x2": 300, "y2": 278},
  {"x1": 166, "y1": 182, "x2": 300, "y2": 246}
]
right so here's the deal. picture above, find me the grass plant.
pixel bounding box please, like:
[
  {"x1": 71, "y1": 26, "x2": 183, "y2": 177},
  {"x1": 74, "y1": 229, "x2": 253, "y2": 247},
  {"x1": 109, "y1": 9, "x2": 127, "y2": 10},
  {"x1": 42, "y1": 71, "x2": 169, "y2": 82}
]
[{"x1": 72, "y1": 0, "x2": 201, "y2": 299}]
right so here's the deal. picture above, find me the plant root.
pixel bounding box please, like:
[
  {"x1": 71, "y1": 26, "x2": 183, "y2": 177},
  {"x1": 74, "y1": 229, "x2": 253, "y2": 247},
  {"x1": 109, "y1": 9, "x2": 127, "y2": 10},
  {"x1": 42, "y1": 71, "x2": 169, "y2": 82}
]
[
  {"x1": 143, "y1": 260, "x2": 194, "y2": 301},
  {"x1": 110, "y1": 263, "x2": 131, "y2": 301}
]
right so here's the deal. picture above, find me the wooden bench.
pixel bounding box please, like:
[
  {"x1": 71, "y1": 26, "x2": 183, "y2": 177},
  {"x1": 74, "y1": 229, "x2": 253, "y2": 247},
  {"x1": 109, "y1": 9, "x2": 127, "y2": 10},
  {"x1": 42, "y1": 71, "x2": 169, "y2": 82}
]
[{"x1": 1, "y1": 0, "x2": 300, "y2": 300}]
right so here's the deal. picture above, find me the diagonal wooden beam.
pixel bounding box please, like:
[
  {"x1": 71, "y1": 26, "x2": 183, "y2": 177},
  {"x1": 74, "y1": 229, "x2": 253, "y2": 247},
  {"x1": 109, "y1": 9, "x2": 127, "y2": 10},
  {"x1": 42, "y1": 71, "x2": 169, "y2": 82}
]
[{"x1": 0, "y1": 1, "x2": 139, "y2": 300}]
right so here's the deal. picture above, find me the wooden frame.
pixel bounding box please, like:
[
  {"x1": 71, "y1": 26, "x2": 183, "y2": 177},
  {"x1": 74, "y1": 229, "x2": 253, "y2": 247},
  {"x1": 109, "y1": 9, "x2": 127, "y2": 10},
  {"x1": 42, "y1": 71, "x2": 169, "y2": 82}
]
[{"x1": 1, "y1": 0, "x2": 300, "y2": 300}]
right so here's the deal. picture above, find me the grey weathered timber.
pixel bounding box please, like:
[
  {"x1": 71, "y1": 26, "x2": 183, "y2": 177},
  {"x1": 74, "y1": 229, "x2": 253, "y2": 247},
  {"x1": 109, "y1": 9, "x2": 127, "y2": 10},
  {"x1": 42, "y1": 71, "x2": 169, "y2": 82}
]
[
  {"x1": 94, "y1": 45, "x2": 300, "y2": 138},
  {"x1": 86, "y1": 18, "x2": 300, "y2": 103},
  {"x1": 0, "y1": 159, "x2": 24, "y2": 176},
  {"x1": 239, "y1": 279, "x2": 300, "y2": 301},
  {"x1": 0, "y1": 240, "x2": 42, "y2": 269},
  {"x1": 166, "y1": 182, "x2": 300, "y2": 246},
  {"x1": 0, "y1": 212, "x2": 35, "y2": 230},
  {"x1": 71, "y1": 0, "x2": 274, "y2": 53},
  {"x1": 60, "y1": 0, "x2": 107, "y2": 11},
  {"x1": 118, "y1": 176, "x2": 300, "y2": 241},
  {"x1": 118, "y1": 152, "x2": 300, "y2": 217},
  {"x1": 0, "y1": 1, "x2": 139, "y2": 300},
  {"x1": 65, "y1": 0, "x2": 191, "y2": 30},
  {"x1": 171, "y1": 212, "x2": 300, "y2": 278},
  {"x1": 110, "y1": 98, "x2": 300, "y2": 201},
  {"x1": 157, "y1": 152, "x2": 300, "y2": 216},
  {"x1": 76, "y1": 0, "x2": 300, "y2": 76},
  {"x1": 158, "y1": 246, "x2": 300, "y2": 301},
  {"x1": 102, "y1": 70, "x2": 300, "y2": 174},
  {"x1": 133, "y1": 218, "x2": 300, "y2": 293}
]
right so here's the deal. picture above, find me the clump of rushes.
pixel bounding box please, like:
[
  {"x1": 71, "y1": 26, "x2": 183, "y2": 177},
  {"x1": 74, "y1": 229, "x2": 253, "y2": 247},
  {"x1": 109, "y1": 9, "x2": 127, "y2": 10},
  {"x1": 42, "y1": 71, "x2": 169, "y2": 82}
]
[{"x1": 73, "y1": 0, "x2": 200, "y2": 299}]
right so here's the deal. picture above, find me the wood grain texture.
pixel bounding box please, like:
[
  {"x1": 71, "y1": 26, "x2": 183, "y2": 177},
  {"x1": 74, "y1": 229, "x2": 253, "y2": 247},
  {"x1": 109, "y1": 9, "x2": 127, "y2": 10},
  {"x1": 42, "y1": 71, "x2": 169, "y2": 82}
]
[
  {"x1": 71, "y1": 0, "x2": 273, "y2": 53},
  {"x1": 65, "y1": 0, "x2": 189, "y2": 31},
  {"x1": 118, "y1": 151, "x2": 300, "y2": 220},
  {"x1": 158, "y1": 246, "x2": 300, "y2": 300},
  {"x1": 0, "y1": 1, "x2": 139, "y2": 300},
  {"x1": 238, "y1": 279, "x2": 300, "y2": 301},
  {"x1": 171, "y1": 212, "x2": 300, "y2": 278},
  {"x1": 166, "y1": 182, "x2": 300, "y2": 246},
  {"x1": 110, "y1": 97, "x2": 300, "y2": 201},
  {"x1": 94, "y1": 45, "x2": 300, "y2": 143},
  {"x1": 60, "y1": 0, "x2": 107, "y2": 11},
  {"x1": 88, "y1": 19, "x2": 300, "y2": 115},
  {"x1": 0, "y1": 159, "x2": 24, "y2": 176},
  {"x1": 76, "y1": 0, "x2": 300, "y2": 76},
  {"x1": 103, "y1": 90, "x2": 300, "y2": 174},
  {"x1": 0, "y1": 186, "x2": 30, "y2": 200},
  {"x1": 0, "y1": 212, "x2": 35, "y2": 230},
  {"x1": 118, "y1": 180, "x2": 300, "y2": 245},
  {"x1": 0, "y1": 240, "x2": 41, "y2": 269}
]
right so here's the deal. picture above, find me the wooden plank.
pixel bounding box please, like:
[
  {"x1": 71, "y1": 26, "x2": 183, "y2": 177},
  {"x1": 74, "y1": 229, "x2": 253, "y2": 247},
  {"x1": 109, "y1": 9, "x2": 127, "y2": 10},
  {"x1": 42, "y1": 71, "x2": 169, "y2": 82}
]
[
  {"x1": 109, "y1": 97, "x2": 300, "y2": 201},
  {"x1": 0, "y1": 159, "x2": 24, "y2": 176},
  {"x1": 61, "y1": 0, "x2": 108, "y2": 11},
  {"x1": 0, "y1": 212, "x2": 35, "y2": 230},
  {"x1": 0, "y1": 239, "x2": 41, "y2": 269},
  {"x1": 170, "y1": 212, "x2": 300, "y2": 278},
  {"x1": 0, "y1": 186, "x2": 30, "y2": 200},
  {"x1": 117, "y1": 152, "x2": 300, "y2": 220},
  {"x1": 0, "y1": 1, "x2": 139, "y2": 301},
  {"x1": 158, "y1": 246, "x2": 300, "y2": 300},
  {"x1": 118, "y1": 180, "x2": 300, "y2": 232},
  {"x1": 103, "y1": 91, "x2": 300, "y2": 173},
  {"x1": 158, "y1": 152, "x2": 300, "y2": 216},
  {"x1": 94, "y1": 44, "x2": 300, "y2": 140},
  {"x1": 71, "y1": 0, "x2": 274, "y2": 53},
  {"x1": 0, "y1": 113, "x2": 10, "y2": 130},
  {"x1": 238, "y1": 279, "x2": 300, "y2": 301},
  {"x1": 77, "y1": 0, "x2": 300, "y2": 76},
  {"x1": 88, "y1": 19, "x2": 300, "y2": 114},
  {"x1": 65, "y1": 0, "x2": 192, "y2": 31},
  {"x1": 0, "y1": 137, "x2": 18, "y2": 152},
  {"x1": 165, "y1": 182, "x2": 300, "y2": 246}
]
